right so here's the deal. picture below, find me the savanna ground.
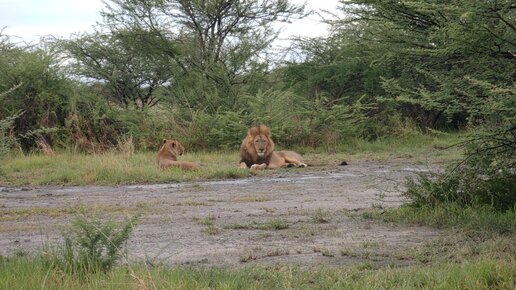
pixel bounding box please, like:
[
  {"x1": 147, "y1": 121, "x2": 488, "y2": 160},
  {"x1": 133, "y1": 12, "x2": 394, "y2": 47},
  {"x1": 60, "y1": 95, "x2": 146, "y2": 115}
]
[{"x1": 0, "y1": 134, "x2": 514, "y2": 289}]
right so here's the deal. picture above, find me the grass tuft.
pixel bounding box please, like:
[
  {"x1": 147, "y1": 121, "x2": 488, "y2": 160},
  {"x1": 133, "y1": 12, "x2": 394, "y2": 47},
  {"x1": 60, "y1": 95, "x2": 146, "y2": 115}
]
[
  {"x1": 226, "y1": 219, "x2": 290, "y2": 231},
  {"x1": 312, "y1": 208, "x2": 331, "y2": 223}
]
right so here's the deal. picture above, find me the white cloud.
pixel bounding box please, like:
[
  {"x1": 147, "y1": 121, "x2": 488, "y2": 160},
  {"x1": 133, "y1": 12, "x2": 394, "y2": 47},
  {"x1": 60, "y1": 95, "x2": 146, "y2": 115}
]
[
  {"x1": 4, "y1": 23, "x2": 96, "y2": 43},
  {"x1": 0, "y1": 0, "x2": 103, "y2": 42},
  {"x1": 1, "y1": 0, "x2": 341, "y2": 43},
  {"x1": 280, "y1": 0, "x2": 341, "y2": 38}
]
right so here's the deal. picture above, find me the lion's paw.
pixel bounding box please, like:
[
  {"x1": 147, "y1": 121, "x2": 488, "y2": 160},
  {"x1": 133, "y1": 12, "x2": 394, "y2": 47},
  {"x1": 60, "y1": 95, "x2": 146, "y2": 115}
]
[{"x1": 250, "y1": 163, "x2": 267, "y2": 170}]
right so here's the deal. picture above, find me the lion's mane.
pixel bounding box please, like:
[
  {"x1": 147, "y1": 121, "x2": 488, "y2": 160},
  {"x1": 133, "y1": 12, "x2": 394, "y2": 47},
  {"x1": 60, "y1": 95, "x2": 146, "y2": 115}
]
[{"x1": 239, "y1": 125, "x2": 275, "y2": 168}]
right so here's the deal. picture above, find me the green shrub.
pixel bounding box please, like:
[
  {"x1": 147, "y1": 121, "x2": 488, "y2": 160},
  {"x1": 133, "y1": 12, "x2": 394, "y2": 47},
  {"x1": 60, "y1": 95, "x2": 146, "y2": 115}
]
[
  {"x1": 0, "y1": 35, "x2": 73, "y2": 150},
  {"x1": 241, "y1": 90, "x2": 363, "y2": 148},
  {"x1": 405, "y1": 167, "x2": 516, "y2": 211},
  {"x1": 204, "y1": 111, "x2": 248, "y2": 149},
  {"x1": 404, "y1": 125, "x2": 516, "y2": 211},
  {"x1": 46, "y1": 211, "x2": 139, "y2": 277},
  {"x1": 136, "y1": 90, "x2": 367, "y2": 151},
  {"x1": 66, "y1": 93, "x2": 189, "y2": 151}
]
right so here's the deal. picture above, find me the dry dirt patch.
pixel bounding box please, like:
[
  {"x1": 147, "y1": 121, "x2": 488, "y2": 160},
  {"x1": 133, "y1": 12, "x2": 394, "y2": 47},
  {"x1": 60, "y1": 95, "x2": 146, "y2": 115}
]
[{"x1": 0, "y1": 160, "x2": 440, "y2": 268}]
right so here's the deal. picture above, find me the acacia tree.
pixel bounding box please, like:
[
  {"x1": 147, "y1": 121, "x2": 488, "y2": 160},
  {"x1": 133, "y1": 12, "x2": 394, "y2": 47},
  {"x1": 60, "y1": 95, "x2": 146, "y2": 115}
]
[
  {"x1": 59, "y1": 29, "x2": 176, "y2": 109},
  {"x1": 337, "y1": 0, "x2": 515, "y2": 128},
  {"x1": 328, "y1": 0, "x2": 516, "y2": 209},
  {"x1": 99, "y1": 0, "x2": 306, "y2": 111},
  {"x1": 284, "y1": 25, "x2": 388, "y2": 104}
]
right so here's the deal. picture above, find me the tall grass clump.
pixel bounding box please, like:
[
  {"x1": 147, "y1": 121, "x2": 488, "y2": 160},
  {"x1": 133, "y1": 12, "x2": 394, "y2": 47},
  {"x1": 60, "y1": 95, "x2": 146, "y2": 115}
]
[{"x1": 45, "y1": 211, "x2": 140, "y2": 277}]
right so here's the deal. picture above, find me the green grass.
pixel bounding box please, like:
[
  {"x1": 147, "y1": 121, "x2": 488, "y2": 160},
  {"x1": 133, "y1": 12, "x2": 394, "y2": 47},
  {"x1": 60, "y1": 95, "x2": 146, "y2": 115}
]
[
  {"x1": 0, "y1": 255, "x2": 513, "y2": 289},
  {"x1": 302, "y1": 131, "x2": 464, "y2": 164},
  {"x1": 362, "y1": 204, "x2": 516, "y2": 236},
  {"x1": 193, "y1": 216, "x2": 217, "y2": 226},
  {"x1": 360, "y1": 205, "x2": 516, "y2": 266},
  {"x1": 0, "y1": 133, "x2": 464, "y2": 186},
  {"x1": 193, "y1": 216, "x2": 222, "y2": 235},
  {"x1": 0, "y1": 151, "x2": 250, "y2": 186}
]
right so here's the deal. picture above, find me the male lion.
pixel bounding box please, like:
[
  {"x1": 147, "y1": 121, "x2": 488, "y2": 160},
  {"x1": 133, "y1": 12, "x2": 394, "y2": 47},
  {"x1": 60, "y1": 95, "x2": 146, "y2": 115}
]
[
  {"x1": 239, "y1": 125, "x2": 307, "y2": 170},
  {"x1": 157, "y1": 139, "x2": 199, "y2": 170}
]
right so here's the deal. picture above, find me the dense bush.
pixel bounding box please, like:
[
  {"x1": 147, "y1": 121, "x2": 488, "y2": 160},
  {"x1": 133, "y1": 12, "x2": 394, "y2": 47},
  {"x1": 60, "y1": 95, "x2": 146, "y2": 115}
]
[
  {"x1": 0, "y1": 34, "x2": 74, "y2": 151},
  {"x1": 0, "y1": 113, "x2": 20, "y2": 158},
  {"x1": 66, "y1": 91, "x2": 176, "y2": 152},
  {"x1": 404, "y1": 124, "x2": 516, "y2": 211},
  {"x1": 150, "y1": 90, "x2": 366, "y2": 151},
  {"x1": 405, "y1": 168, "x2": 516, "y2": 211},
  {"x1": 403, "y1": 74, "x2": 515, "y2": 211}
]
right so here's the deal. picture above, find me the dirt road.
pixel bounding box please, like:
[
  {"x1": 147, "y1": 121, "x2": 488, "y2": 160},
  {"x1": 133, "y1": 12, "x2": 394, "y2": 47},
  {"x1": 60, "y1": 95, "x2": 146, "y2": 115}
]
[{"x1": 0, "y1": 160, "x2": 439, "y2": 268}]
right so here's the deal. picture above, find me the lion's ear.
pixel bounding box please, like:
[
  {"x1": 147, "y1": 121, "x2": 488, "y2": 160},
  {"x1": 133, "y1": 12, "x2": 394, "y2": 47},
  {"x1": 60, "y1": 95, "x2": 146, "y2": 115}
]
[
  {"x1": 163, "y1": 139, "x2": 167, "y2": 144},
  {"x1": 171, "y1": 141, "x2": 176, "y2": 148}
]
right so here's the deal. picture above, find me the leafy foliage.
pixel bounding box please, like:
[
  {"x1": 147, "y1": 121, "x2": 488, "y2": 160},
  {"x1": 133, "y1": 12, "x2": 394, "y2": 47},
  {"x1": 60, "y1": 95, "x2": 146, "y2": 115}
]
[
  {"x1": 0, "y1": 112, "x2": 21, "y2": 159},
  {"x1": 405, "y1": 116, "x2": 515, "y2": 211},
  {"x1": 287, "y1": 0, "x2": 515, "y2": 133},
  {"x1": 404, "y1": 167, "x2": 516, "y2": 211},
  {"x1": 58, "y1": 29, "x2": 174, "y2": 109},
  {"x1": 356, "y1": 0, "x2": 513, "y2": 128},
  {"x1": 0, "y1": 33, "x2": 72, "y2": 150},
  {"x1": 46, "y1": 211, "x2": 139, "y2": 277},
  {"x1": 282, "y1": 0, "x2": 516, "y2": 211},
  {"x1": 1, "y1": 0, "x2": 514, "y2": 161},
  {"x1": 93, "y1": 0, "x2": 307, "y2": 112},
  {"x1": 149, "y1": 89, "x2": 365, "y2": 150}
]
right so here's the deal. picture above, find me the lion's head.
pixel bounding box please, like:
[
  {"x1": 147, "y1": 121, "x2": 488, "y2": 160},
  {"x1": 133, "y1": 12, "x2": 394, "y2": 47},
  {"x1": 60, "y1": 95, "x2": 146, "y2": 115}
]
[
  {"x1": 239, "y1": 125, "x2": 275, "y2": 167},
  {"x1": 158, "y1": 139, "x2": 185, "y2": 160}
]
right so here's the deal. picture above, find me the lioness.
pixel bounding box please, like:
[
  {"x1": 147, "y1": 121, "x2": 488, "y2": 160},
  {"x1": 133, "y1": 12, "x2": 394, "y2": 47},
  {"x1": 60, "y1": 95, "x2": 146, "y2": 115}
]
[
  {"x1": 239, "y1": 125, "x2": 307, "y2": 170},
  {"x1": 157, "y1": 139, "x2": 199, "y2": 170}
]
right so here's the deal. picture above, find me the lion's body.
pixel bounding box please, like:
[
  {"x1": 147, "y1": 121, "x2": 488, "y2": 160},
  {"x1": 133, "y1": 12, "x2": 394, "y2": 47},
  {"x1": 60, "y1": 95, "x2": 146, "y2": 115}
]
[
  {"x1": 239, "y1": 125, "x2": 307, "y2": 170},
  {"x1": 157, "y1": 139, "x2": 199, "y2": 170}
]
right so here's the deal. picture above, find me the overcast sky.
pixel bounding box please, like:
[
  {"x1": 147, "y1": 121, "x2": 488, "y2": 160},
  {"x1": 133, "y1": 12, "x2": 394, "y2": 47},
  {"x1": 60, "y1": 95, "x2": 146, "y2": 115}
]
[{"x1": 0, "y1": 0, "x2": 341, "y2": 44}]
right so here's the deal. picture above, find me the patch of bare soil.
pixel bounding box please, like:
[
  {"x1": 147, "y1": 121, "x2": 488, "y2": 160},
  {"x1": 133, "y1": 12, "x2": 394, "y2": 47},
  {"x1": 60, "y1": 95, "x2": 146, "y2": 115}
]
[{"x1": 0, "y1": 160, "x2": 440, "y2": 268}]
